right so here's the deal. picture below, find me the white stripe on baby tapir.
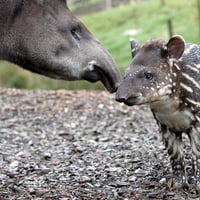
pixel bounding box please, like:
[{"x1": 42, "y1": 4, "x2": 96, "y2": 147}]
[
  {"x1": 180, "y1": 83, "x2": 193, "y2": 93},
  {"x1": 182, "y1": 72, "x2": 200, "y2": 90},
  {"x1": 174, "y1": 63, "x2": 181, "y2": 71},
  {"x1": 186, "y1": 97, "x2": 200, "y2": 107},
  {"x1": 195, "y1": 64, "x2": 200, "y2": 69},
  {"x1": 195, "y1": 115, "x2": 200, "y2": 122},
  {"x1": 185, "y1": 64, "x2": 199, "y2": 72}
]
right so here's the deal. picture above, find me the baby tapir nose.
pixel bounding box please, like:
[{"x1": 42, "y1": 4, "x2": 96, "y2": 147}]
[
  {"x1": 115, "y1": 87, "x2": 129, "y2": 103},
  {"x1": 116, "y1": 85, "x2": 142, "y2": 106},
  {"x1": 115, "y1": 94, "x2": 127, "y2": 103}
]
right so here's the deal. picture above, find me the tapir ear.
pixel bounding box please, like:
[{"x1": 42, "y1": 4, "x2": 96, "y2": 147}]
[
  {"x1": 130, "y1": 38, "x2": 140, "y2": 58},
  {"x1": 166, "y1": 35, "x2": 185, "y2": 59}
]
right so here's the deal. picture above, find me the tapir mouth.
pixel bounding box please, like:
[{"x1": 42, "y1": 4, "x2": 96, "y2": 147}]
[
  {"x1": 83, "y1": 63, "x2": 119, "y2": 93},
  {"x1": 95, "y1": 65, "x2": 118, "y2": 93}
]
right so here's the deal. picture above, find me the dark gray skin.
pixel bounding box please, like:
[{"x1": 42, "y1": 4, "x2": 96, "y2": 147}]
[{"x1": 0, "y1": 0, "x2": 121, "y2": 93}]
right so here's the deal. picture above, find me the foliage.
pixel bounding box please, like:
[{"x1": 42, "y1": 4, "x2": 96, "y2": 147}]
[{"x1": 0, "y1": 0, "x2": 199, "y2": 90}]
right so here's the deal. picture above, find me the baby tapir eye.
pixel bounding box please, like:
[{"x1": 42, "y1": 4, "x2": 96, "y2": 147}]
[{"x1": 144, "y1": 72, "x2": 154, "y2": 80}]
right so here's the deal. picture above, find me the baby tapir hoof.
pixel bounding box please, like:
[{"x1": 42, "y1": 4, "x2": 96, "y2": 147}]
[{"x1": 171, "y1": 178, "x2": 189, "y2": 190}]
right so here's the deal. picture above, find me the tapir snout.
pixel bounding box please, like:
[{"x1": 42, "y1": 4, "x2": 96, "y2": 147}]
[
  {"x1": 0, "y1": 0, "x2": 121, "y2": 93},
  {"x1": 115, "y1": 78, "x2": 141, "y2": 106}
]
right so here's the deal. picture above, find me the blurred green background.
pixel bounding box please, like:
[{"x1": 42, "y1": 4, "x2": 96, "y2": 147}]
[{"x1": 0, "y1": 0, "x2": 199, "y2": 90}]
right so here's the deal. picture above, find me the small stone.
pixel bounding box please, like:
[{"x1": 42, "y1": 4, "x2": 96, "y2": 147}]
[
  {"x1": 159, "y1": 177, "x2": 166, "y2": 185},
  {"x1": 9, "y1": 161, "x2": 19, "y2": 172},
  {"x1": 28, "y1": 140, "x2": 34, "y2": 146},
  {"x1": 15, "y1": 151, "x2": 25, "y2": 159},
  {"x1": 44, "y1": 152, "x2": 52, "y2": 160},
  {"x1": 81, "y1": 176, "x2": 91, "y2": 182},
  {"x1": 129, "y1": 176, "x2": 137, "y2": 182},
  {"x1": 98, "y1": 104, "x2": 104, "y2": 109}
]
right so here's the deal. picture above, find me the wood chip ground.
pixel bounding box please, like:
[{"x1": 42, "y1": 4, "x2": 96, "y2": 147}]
[{"x1": 0, "y1": 89, "x2": 199, "y2": 200}]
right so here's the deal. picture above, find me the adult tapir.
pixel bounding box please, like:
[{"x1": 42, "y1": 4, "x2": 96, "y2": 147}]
[{"x1": 0, "y1": 0, "x2": 121, "y2": 93}]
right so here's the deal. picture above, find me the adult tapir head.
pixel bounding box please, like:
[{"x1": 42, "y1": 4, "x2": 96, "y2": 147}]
[{"x1": 0, "y1": 0, "x2": 121, "y2": 93}]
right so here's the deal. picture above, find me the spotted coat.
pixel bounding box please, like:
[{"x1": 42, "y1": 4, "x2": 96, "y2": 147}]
[{"x1": 116, "y1": 35, "x2": 200, "y2": 187}]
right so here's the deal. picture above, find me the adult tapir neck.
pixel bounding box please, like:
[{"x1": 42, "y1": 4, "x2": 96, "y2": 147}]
[
  {"x1": 0, "y1": 0, "x2": 22, "y2": 31},
  {"x1": 0, "y1": 0, "x2": 23, "y2": 58}
]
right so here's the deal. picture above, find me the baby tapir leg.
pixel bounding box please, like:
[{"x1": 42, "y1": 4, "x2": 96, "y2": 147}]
[
  {"x1": 160, "y1": 124, "x2": 188, "y2": 186},
  {"x1": 188, "y1": 126, "x2": 200, "y2": 183}
]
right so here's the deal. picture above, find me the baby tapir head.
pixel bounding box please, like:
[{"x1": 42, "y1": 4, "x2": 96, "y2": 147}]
[{"x1": 116, "y1": 35, "x2": 185, "y2": 106}]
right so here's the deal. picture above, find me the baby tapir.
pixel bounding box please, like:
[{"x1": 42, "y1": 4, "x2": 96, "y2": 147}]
[{"x1": 116, "y1": 35, "x2": 200, "y2": 186}]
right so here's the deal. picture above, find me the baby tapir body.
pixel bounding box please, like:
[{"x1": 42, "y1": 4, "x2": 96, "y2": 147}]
[{"x1": 116, "y1": 35, "x2": 200, "y2": 186}]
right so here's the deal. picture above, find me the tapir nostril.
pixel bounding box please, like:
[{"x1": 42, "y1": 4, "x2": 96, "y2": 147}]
[
  {"x1": 115, "y1": 95, "x2": 127, "y2": 103},
  {"x1": 115, "y1": 92, "x2": 142, "y2": 105}
]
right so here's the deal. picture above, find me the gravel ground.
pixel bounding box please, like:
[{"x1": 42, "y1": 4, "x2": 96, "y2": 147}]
[{"x1": 0, "y1": 88, "x2": 199, "y2": 200}]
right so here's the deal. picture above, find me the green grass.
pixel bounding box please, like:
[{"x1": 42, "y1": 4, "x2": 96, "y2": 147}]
[
  {"x1": 0, "y1": 0, "x2": 199, "y2": 90},
  {"x1": 80, "y1": 0, "x2": 199, "y2": 70},
  {"x1": 68, "y1": 0, "x2": 100, "y2": 11}
]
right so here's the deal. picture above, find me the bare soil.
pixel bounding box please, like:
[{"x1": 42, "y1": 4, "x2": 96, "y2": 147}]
[{"x1": 0, "y1": 89, "x2": 199, "y2": 200}]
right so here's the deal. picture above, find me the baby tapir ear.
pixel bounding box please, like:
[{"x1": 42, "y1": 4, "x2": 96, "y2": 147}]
[
  {"x1": 130, "y1": 38, "x2": 141, "y2": 58},
  {"x1": 166, "y1": 35, "x2": 185, "y2": 59}
]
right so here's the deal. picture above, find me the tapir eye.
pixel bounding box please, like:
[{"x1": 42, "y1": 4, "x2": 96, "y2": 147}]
[
  {"x1": 71, "y1": 27, "x2": 81, "y2": 41},
  {"x1": 144, "y1": 72, "x2": 153, "y2": 80}
]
